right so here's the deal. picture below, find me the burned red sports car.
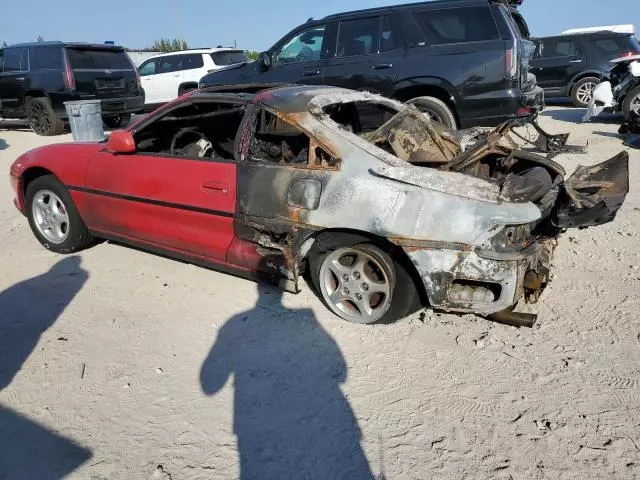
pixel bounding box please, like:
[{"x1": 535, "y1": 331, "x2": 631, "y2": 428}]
[{"x1": 10, "y1": 85, "x2": 629, "y2": 326}]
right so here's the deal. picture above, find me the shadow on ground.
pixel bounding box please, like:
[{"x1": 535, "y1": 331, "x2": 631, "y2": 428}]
[
  {"x1": 200, "y1": 283, "x2": 378, "y2": 480},
  {"x1": 0, "y1": 257, "x2": 92, "y2": 479}
]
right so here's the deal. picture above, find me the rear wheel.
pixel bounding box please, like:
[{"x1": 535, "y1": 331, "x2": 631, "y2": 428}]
[
  {"x1": 571, "y1": 77, "x2": 600, "y2": 108},
  {"x1": 26, "y1": 175, "x2": 96, "y2": 253},
  {"x1": 103, "y1": 113, "x2": 131, "y2": 129},
  {"x1": 623, "y1": 86, "x2": 640, "y2": 121},
  {"x1": 178, "y1": 84, "x2": 198, "y2": 96},
  {"x1": 406, "y1": 96, "x2": 457, "y2": 130},
  {"x1": 27, "y1": 97, "x2": 65, "y2": 136},
  {"x1": 310, "y1": 242, "x2": 421, "y2": 324}
]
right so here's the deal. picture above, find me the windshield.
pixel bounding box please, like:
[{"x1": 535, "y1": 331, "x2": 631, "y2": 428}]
[
  {"x1": 211, "y1": 51, "x2": 249, "y2": 66},
  {"x1": 65, "y1": 48, "x2": 133, "y2": 70}
]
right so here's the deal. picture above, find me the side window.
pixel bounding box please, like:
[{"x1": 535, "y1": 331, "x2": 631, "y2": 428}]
[
  {"x1": 273, "y1": 25, "x2": 326, "y2": 65},
  {"x1": 178, "y1": 53, "x2": 204, "y2": 71},
  {"x1": 3, "y1": 49, "x2": 23, "y2": 72},
  {"x1": 380, "y1": 15, "x2": 402, "y2": 53},
  {"x1": 595, "y1": 38, "x2": 622, "y2": 53},
  {"x1": 412, "y1": 6, "x2": 500, "y2": 45},
  {"x1": 249, "y1": 108, "x2": 338, "y2": 168},
  {"x1": 0, "y1": 50, "x2": 4, "y2": 73},
  {"x1": 337, "y1": 17, "x2": 380, "y2": 57},
  {"x1": 538, "y1": 39, "x2": 580, "y2": 58},
  {"x1": 157, "y1": 55, "x2": 180, "y2": 73},
  {"x1": 138, "y1": 59, "x2": 156, "y2": 76},
  {"x1": 29, "y1": 46, "x2": 62, "y2": 70}
]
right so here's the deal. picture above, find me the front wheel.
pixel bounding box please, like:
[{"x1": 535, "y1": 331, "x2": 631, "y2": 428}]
[
  {"x1": 310, "y1": 243, "x2": 421, "y2": 324},
  {"x1": 26, "y1": 175, "x2": 96, "y2": 254},
  {"x1": 622, "y1": 85, "x2": 640, "y2": 121},
  {"x1": 406, "y1": 96, "x2": 458, "y2": 130},
  {"x1": 103, "y1": 113, "x2": 132, "y2": 129}
]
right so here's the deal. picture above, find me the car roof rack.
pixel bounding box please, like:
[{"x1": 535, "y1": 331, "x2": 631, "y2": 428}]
[{"x1": 562, "y1": 25, "x2": 635, "y2": 35}]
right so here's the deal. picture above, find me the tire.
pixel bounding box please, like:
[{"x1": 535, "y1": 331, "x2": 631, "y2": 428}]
[
  {"x1": 406, "y1": 96, "x2": 458, "y2": 130},
  {"x1": 622, "y1": 85, "x2": 640, "y2": 121},
  {"x1": 26, "y1": 175, "x2": 96, "y2": 254},
  {"x1": 178, "y1": 84, "x2": 197, "y2": 96},
  {"x1": 571, "y1": 77, "x2": 600, "y2": 108},
  {"x1": 103, "y1": 113, "x2": 132, "y2": 129},
  {"x1": 309, "y1": 241, "x2": 422, "y2": 324},
  {"x1": 27, "y1": 97, "x2": 65, "y2": 136}
]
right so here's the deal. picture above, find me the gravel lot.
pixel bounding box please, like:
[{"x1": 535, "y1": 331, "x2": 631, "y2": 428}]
[{"x1": 1, "y1": 107, "x2": 639, "y2": 480}]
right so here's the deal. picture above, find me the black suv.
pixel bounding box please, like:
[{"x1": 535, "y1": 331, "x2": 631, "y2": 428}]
[
  {"x1": 530, "y1": 31, "x2": 640, "y2": 107},
  {"x1": 199, "y1": 0, "x2": 542, "y2": 129},
  {"x1": 0, "y1": 42, "x2": 144, "y2": 135}
]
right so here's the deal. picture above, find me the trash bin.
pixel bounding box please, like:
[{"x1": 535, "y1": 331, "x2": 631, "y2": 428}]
[{"x1": 64, "y1": 100, "x2": 105, "y2": 142}]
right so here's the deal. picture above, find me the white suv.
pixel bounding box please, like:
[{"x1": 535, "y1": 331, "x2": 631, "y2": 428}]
[{"x1": 138, "y1": 48, "x2": 249, "y2": 106}]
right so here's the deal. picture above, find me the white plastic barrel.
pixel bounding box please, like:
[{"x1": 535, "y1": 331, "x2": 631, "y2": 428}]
[{"x1": 64, "y1": 100, "x2": 105, "y2": 142}]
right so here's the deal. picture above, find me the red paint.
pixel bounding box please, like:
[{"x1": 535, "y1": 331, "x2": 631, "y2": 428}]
[{"x1": 85, "y1": 152, "x2": 236, "y2": 261}]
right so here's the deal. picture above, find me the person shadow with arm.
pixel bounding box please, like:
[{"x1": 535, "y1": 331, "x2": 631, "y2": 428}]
[
  {"x1": 200, "y1": 283, "x2": 374, "y2": 480},
  {"x1": 0, "y1": 256, "x2": 92, "y2": 479}
]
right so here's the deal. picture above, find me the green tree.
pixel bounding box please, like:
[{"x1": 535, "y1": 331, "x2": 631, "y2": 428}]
[
  {"x1": 150, "y1": 38, "x2": 188, "y2": 52},
  {"x1": 246, "y1": 51, "x2": 260, "y2": 61},
  {"x1": 36, "y1": 35, "x2": 44, "y2": 42}
]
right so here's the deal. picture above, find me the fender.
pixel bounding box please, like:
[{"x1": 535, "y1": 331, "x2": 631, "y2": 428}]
[{"x1": 392, "y1": 76, "x2": 461, "y2": 104}]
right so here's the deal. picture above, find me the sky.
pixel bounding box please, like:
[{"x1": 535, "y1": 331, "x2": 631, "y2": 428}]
[{"x1": 1, "y1": 0, "x2": 639, "y2": 51}]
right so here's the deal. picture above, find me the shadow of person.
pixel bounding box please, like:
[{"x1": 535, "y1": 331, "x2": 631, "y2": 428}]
[
  {"x1": 0, "y1": 256, "x2": 92, "y2": 479},
  {"x1": 200, "y1": 283, "x2": 374, "y2": 480}
]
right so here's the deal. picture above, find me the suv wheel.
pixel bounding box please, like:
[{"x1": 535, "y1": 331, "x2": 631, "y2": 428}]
[
  {"x1": 623, "y1": 86, "x2": 640, "y2": 121},
  {"x1": 571, "y1": 77, "x2": 600, "y2": 108},
  {"x1": 406, "y1": 96, "x2": 457, "y2": 130},
  {"x1": 103, "y1": 114, "x2": 132, "y2": 129},
  {"x1": 27, "y1": 97, "x2": 65, "y2": 136}
]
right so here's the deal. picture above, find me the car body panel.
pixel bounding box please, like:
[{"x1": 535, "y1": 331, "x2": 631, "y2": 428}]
[{"x1": 10, "y1": 85, "x2": 629, "y2": 319}]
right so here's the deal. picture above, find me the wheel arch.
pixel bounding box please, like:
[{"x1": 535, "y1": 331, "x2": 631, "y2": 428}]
[
  {"x1": 392, "y1": 79, "x2": 460, "y2": 126},
  {"x1": 297, "y1": 228, "x2": 429, "y2": 307},
  {"x1": 178, "y1": 82, "x2": 199, "y2": 96},
  {"x1": 23, "y1": 89, "x2": 49, "y2": 104},
  {"x1": 21, "y1": 166, "x2": 56, "y2": 200},
  {"x1": 567, "y1": 71, "x2": 602, "y2": 96}
]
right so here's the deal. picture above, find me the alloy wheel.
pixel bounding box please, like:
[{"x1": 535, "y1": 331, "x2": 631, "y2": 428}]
[
  {"x1": 31, "y1": 190, "x2": 70, "y2": 244},
  {"x1": 319, "y1": 247, "x2": 393, "y2": 324},
  {"x1": 576, "y1": 81, "x2": 596, "y2": 106},
  {"x1": 28, "y1": 101, "x2": 50, "y2": 135}
]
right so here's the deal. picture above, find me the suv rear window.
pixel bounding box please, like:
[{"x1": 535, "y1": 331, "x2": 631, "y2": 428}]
[
  {"x1": 211, "y1": 51, "x2": 249, "y2": 66},
  {"x1": 65, "y1": 48, "x2": 133, "y2": 70},
  {"x1": 594, "y1": 35, "x2": 640, "y2": 53},
  {"x1": 412, "y1": 6, "x2": 500, "y2": 45}
]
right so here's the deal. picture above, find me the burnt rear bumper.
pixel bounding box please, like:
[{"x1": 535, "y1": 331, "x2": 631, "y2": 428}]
[{"x1": 460, "y1": 86, "x2": 545, "y2": 128}]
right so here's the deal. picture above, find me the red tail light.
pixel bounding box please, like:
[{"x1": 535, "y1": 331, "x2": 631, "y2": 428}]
[
  {"x1": 621, "y1": 51, "x2": 640, "y2": 58},
  {"x1": 506, "y1": 46, "x2": 518, "y2": 79},
  {"x1": 516, "y1": 106, "x2": 532, "y2": 117},
  {"x1": 62, "y1": 51, "x2": 76, "y2": 90}
]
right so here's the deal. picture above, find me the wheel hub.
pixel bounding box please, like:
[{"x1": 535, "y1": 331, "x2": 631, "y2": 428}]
[
  {"x1": 319, "y1": 247, "x2": 392, "y2": 324},
  {"x1": 31, "y1": 190, "x2": 69, "y2": 244}
]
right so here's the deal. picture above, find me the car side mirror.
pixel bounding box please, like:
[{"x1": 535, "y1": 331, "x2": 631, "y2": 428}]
[
  {"x1": 106, "y1": 129, "x2": 136, "y2": 154},
  {"x1": 258, "y1": 51, "x2": 272, "y2": 71}
]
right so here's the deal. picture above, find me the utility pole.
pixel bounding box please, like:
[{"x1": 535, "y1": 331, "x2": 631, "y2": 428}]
[{"x1": 175, "y1": 0, "x2": 181, "y2": 42}]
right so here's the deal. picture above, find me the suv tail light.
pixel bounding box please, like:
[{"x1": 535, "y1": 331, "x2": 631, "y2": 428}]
[
  {"x1": 506, "y1": 44, "x2": 518, "y2": 79},
  {"x1": 62, "y1": 50, "x2": 76, "y2": 90},
  {"x1": 620, "y1": 51, "x2": 640, "y2": 58}
]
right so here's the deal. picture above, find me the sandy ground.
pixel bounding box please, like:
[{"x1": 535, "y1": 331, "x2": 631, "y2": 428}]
[{"x1": 0, "y1": 107, "x2": 639, "y2": 480}]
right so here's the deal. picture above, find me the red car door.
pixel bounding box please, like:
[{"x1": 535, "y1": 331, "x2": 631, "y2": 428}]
[{"x1": 83, "y1": 151, "x2": 236, "y2": 262}]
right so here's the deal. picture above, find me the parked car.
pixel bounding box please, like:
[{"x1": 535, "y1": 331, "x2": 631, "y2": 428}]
[
  {"x1": 138, "y1": 48, "x2": 250, "y2": 108},
  {"x1": 0, "y1": 42, "x2": 144, "y2": 135},
  {"x1": 9, "y1": 85, "x2": 628, "y2": 326},
  {"x1": 199, "y1": 0, "x2": 542, "y2": 130},
  {"x1": 530, "y1": 27, "x2": 640, "y2": 107}
]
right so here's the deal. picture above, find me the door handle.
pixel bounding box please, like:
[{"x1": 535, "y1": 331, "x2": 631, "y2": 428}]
[
  {"x1": 201, "y1": 181, "x2": 229, "y2": 195},
  {"x1": 303, "y1": 69, "x2": 320, "y2": 77},
  {"x1": 570, "y1": 60, "x2": 583, "y2": 64},
  {"x1": 15, "y1": 77, "x2": 25, "y2": 82},
  {"x1": 373, "y1": 63, "x2": 393, "y2": 70},
  {"x1": 173, "y1": 74, "x2": 181, "y2": 77}
]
